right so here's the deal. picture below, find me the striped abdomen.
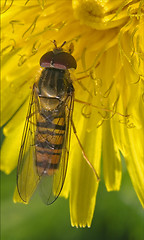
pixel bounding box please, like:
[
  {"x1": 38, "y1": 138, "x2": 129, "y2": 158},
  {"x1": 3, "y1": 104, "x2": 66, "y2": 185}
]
[{"x1": 35, "y1": 110, "x2": 65, "y2": 176}]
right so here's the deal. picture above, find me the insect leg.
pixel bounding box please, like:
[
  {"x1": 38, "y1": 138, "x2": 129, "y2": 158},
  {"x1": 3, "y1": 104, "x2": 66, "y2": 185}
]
[
  {"x1": 74, "y1": 98, "x2": 129, "y2": 118},
  {"x1": 71, "y1": 119, "x2": 100, "y2": 182}
]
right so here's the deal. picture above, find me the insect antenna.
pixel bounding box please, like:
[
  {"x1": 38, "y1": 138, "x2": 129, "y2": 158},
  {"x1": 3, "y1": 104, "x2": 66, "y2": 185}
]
[
  {"x1": 60, "y1": 41, "x2": 66, "y2": 48},
  {"x1": 52, "y1": 39, "x2": 57, "y2": 48},
  {"x1": 52, "y1": 40, "x2": 67, "y2": 50}
]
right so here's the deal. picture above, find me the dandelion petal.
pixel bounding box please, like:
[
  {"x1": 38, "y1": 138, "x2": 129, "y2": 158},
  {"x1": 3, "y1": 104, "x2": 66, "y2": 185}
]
[
  {"x1": 0, "y1": 123, "x2": 24, "y2": 174},
  {"x1": 70, "y1": 123, "x2": 102, "y2": 227},
  {"x1": 103, "y1": 121, "x2": 122, "y2": 191}
]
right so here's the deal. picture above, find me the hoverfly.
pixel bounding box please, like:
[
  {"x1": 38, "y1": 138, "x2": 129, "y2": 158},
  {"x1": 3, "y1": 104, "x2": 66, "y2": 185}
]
[{"x1": 17, "y1": 40, "x2": 77, "y2": 204}]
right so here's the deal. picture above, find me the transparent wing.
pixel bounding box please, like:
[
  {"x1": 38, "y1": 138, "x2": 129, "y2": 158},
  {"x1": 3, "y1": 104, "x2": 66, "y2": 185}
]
[
  {"x1": 38, "y1": 94, "x2": 74, "y2": 205},
  {"x1": 17, "y1": 86, "x2": 40, "y2": 203}
]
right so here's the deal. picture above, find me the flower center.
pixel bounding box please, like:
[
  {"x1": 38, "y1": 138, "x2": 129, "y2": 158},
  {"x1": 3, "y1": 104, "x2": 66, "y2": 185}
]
[{"x1": 72, "y1": 0, "x2": 128, "y2": 30}]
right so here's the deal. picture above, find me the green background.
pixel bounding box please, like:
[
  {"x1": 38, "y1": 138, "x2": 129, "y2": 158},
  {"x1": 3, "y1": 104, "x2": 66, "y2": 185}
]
[{"x1": 1, "y1": 164, "x2": 144, "y2": 240}]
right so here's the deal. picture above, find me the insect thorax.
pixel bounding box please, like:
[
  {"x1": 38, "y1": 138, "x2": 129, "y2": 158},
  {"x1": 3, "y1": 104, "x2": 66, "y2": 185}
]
[{"x1": 38, "y1": 68, "x2": 73, "y2": 97}]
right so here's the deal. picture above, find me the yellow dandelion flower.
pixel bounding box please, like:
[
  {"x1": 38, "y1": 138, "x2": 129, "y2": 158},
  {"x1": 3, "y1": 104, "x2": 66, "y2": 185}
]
[{"x1": 1, "y1": 0, "x2": 144, "y2": 228}]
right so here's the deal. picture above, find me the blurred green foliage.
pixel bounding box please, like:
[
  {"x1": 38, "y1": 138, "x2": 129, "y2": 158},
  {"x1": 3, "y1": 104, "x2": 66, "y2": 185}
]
[{"x1": 1, "y1": 165, "x2": 144, "y2": 240}]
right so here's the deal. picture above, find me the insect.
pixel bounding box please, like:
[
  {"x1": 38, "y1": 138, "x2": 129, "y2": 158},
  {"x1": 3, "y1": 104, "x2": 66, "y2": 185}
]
[{"x1": 17, "y1": 40, "x2": 77, "y2": 204}]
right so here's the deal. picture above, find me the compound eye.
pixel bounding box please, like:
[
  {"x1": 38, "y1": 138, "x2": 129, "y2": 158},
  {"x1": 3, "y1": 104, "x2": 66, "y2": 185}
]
[
  {"x1": 54, "y1": 52, "x2": 77, "y2": 69},
  {"x1": 40, "y1": 51, "x2": 77, "y2": 69},
  {"x1": 40, "y1": 51, "x2": 54, "y2": 68}
]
